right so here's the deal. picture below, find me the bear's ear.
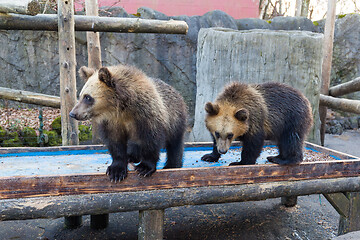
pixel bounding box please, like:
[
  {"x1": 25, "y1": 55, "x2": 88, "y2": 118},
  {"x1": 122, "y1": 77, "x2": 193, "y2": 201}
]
[
  {"x1": 234, "y1": 108, "x2": 248, "y2": 121},
  {"x1": 205, "y1": 102, "x2": 220, "y2": 116},
  {"x1": 98, "y1": 67, "x2": 115, "y2": 89},
  {"x1": 78, "y1": 66, "x2": 95, "y2": 82}
]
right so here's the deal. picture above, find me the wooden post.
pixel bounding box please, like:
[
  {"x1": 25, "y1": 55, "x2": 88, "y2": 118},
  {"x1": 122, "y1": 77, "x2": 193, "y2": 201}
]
[
  {"x1": 138, "y1": 210, "x2": 164, "y2": 240},
  {"x1": 58, "y1": 0, "x2": 79, "y2": 228},
  {"x1": 281, "y1": 196, "x2": 298, "y2": 207},
  {"x1": 338, "y1": 192, "x2": 360, "y2": 235},
  {"x1": 295, "y1": 0, "x2": 302, "y2": 16},
  {"x1": 58, "y1": 0, "x2": 78, "y2": 146},
  {"x1": 319, "y1": 0, "x2": 336, "y2": 146}
]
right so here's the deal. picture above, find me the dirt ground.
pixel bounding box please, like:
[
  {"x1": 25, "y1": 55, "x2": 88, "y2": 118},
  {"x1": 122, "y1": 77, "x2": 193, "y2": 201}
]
[{"x1": 0, "y1": 130, "x2": 360, "y2": 240}]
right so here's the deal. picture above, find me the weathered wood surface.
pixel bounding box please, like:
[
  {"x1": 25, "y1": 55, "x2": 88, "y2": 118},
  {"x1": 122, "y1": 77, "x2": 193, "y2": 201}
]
[
  {"x1": 324, "y1": 193, "x2": 350, "y2": 217},
  {"x1": 1, "y1": 159, "x2": 360, "y2": 200},
  {"x1": 338, "y1": 192, "x2": 360, "y2": 235},
  {"x1": 319, "y1": 0, "x2": 337, "y2": 145},
  {"x1": 0, "y1": 87, "x2": 60, "y2": 108},
  {"x1": 329, "y1": 77, "x2": 360, "y2": 97},
  {"x1": 139, "y1": 210, "x2": 164, "y2": 240},
  {"x1": 0, "y1": 0, "x2": 40, "y2": 16},
  {"x1": 1, "y1": 177, "x2": 360, "y2": 221},
  {"x1": 191, "y1": 28, "x2": 323, "y2": 144},
  {"x1": 320, "y1": 94, "x2": 360, "y2": 114},
  {"x1": 58, "y1": 0, "x2": 78, "y2": 146},
  {"x1": 0, "y1": 13, "x2": 189, "y2": 34}
]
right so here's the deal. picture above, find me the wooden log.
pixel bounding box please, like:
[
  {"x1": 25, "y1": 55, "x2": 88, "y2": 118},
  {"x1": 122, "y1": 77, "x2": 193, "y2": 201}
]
[
  {"x1": 1, "y1": 160, "x2": 360, "y2": 200},
  {"x1": 281, "y1": 196, "x2": 298, "y2": 207},
  {"x1": 319, "y1": 94, "x2": 360, "y2": 114},
  {"x1": 64, "y1": 215, "x2": 82, "y2": 229},
  {"x1": 329, "y1": 77, "x2": 360, "y2": 97},
  {"x1": 319, "y1": 0, "x2": 336, "y2": 146},
  {"x1": 0, "y1": 87, "x2": 60, "y2": 108},
  {"x1": 0, "y1": 13, "x2": 188, "y2": 34},
  {"x1": 338, "y1": 192, "x2": 360, "y2": 235},
  {"x1": 139, "y1": 210, "x2": 164, "y2": 240},
  {"x1": 323, "y1": 193, "x2": 349, "y2": 217},
  {"x1": 0, "y1": 0, "x2": 40, "y2": 16},
  {"x1": 58, "y1": 0, "x2": 78, "y2": 146},
  {"x1": 1, "y1": 176, "x2": 360, "y2": 221}
]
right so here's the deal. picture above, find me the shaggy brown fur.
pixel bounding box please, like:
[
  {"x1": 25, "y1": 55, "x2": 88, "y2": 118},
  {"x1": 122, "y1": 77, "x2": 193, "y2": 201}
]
[
  {"x1": 202, "y1": 82, "x2": 313, "y2": 165},
  {"x1": 70, "y1": 64, "x2": 187, "y2": 181}
]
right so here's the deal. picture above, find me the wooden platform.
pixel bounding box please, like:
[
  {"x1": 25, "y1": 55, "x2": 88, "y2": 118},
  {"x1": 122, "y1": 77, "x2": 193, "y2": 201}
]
[{"x1": 0, "y1": 142, "x2": 360, "y2": 238}]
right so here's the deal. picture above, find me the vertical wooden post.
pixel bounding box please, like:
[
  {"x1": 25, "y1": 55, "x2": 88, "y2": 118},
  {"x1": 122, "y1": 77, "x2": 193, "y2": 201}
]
[
  {"x1": 295, "y1": 0, "x2": 302, "y2": 16},
  {"x1": 58, "y1": 0, "x2": 78, "y2": 146},
  {"x1": 319, "y1": 0, "x2": 336, "y2": 146},
  {"x1": 138, "y1": 209, "x2": 164, "y2": 240},
  {"x1": 58, "y1": 0, "x2": 79, "y2": 228},
  {"x1": 281, "y1": 196, "x2": 298, "y2": 207},
  {"x1": 85, "y1": 0, "x2": 102, "y2": 145},
  {"x1": 338, "y1": 192, "x2": 360, "y2": 235}
]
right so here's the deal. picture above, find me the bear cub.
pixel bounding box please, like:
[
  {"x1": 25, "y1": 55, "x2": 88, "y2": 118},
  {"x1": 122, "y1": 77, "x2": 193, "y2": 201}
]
[
  {"x1": 70, "y1": 64, "x2": 187, "y2": 182},
  {"x1": 202, "y1": 82, "x2": 313, "y2": 165}
]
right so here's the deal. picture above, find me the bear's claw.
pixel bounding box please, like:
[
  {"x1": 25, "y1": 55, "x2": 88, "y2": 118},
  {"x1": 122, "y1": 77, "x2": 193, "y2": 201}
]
[
  {"x1": 201, "y1": 153, "x2": 220, "y2": 162},
  {"x1": 106, "y1": 164, "x2": 127, "y2": 182}
]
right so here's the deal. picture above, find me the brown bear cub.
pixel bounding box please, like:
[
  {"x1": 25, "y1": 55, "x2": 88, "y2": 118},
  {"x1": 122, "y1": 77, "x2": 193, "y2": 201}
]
[
  {"x1": 70, "y1": 64, "x2": 187, "y2": 182},
  {"x1": 202, "y1": 82, "x2": 313, "y2": 165}
]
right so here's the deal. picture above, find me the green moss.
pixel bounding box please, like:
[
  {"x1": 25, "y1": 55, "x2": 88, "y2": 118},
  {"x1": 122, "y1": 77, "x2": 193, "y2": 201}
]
[
  {"x1": 267, "y1": 20, "x2": 272, "y2": 24},
  {"x1": 0, "y1": 126, "x2": 6, "y2": 141},
  {"x1": 78, "y1": 125, "x2": 92, "y2": 142},
  {"x1": 313, "y1": 21, "x2": 319, "y2": 26},
  {"x1": 44, "y1": 130, "x2": 62, "y2": 146},
  {"x1": 21, "y1": 127, "x2": 38, "y2": 147},
  {"x1": 51, "y1": 116, "x2": 62, "y2": 135},
  {"x1": 338, "y1": 14, "x2": 346, "y2": 19},
  {"x1": 2, "y1": 132, "x2": 22, "y2": 147}
]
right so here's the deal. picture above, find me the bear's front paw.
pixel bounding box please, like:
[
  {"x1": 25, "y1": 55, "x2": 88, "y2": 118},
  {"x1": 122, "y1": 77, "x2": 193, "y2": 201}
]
[
  {"x1": 135, "y1": 162, "x2": 156, "y2": 177},
  {"x1": 106, "y1": 163, "x2": 127, "y2": 182},
  {"x1": 201, "y1": 153, "x2": 220, "y2": 162}
]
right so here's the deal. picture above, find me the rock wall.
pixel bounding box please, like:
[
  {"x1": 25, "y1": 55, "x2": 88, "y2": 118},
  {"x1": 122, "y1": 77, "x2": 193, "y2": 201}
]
[
  {"x1": 0, "y1": 8, "x2": 359, "y2": 126},
  {"x1": 191, "y1": 28, "x2": 323, "y2": 144}
]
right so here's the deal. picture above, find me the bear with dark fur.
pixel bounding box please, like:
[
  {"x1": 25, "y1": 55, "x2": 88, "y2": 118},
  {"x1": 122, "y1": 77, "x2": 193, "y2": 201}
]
[
  {"x1": 70, "y1": 64, "x2": 187, "y2": 182},
  {"x1": 202, "y1": 82, "x2": 313, "y2": 165}
]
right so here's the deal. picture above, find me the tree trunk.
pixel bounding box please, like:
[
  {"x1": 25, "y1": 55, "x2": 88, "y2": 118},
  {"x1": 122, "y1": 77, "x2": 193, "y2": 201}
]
[
  {"x1": 319, "y1": 94, "x2": 360, "y2": 114},
  {"x1": 329, "y1": 77, "x2": 360, "y2": 97}
]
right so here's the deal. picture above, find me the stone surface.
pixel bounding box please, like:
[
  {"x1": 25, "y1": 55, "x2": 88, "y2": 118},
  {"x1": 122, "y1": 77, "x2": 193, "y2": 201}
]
[{"x1": 191, "y1": 28, "x2": 323, "y2": 144}]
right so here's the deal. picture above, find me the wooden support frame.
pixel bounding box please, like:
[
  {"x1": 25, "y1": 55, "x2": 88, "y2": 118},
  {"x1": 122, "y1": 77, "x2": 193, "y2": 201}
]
[{"x1": 139, "y1": 209, "x2": 164, "y2": 240}]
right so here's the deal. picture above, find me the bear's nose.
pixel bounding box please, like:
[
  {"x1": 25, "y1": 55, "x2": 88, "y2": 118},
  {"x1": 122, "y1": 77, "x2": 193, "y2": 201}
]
[{"x1": 69, "y1": 111, "x2": 76, "y2": 119}]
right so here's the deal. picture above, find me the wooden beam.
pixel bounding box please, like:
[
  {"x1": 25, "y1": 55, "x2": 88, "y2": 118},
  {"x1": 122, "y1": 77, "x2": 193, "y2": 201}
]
[
  {"x1": 323, "y1": 193, "x2": 349, "y2": 217},
  {"x1": 0, "y1": 13, "x2": 189, "y2": 34},
  {"x1": 0, "y1": 87, "x2": 60, "y2": 108},
  {"x1": 1, "y1": 176, "x2": 360, "y2": 221},
  {"x1": 58, "y1": 0, "x2": 78, "y2": 146},
  {"x1": 319, "y1": 0, "x2": 336, "y2": 146},
  {"x1": 0, "y1": 0, "x2": 40, "y2": 16},
  {"x1": 1, "y1": 160, "x2": 360, "y2": 200},
  {"x1": 329, "y1": 77, "x2": 360, "y2": 97},
  {"x1": 319, "y1": 94, "x2": 360, "y2": 114}
]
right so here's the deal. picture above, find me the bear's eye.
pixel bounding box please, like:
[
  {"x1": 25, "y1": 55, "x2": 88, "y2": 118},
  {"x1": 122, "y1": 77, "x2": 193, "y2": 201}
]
[
  {"x1": 227, "y1": 133, "x2": 234, "y2": 139},
  {"x1": 214, "y1": 131, "x2": 220, "y2": 138},
  {"x1": 83, "y1": 94, "x2": 94, "y2": 104}
]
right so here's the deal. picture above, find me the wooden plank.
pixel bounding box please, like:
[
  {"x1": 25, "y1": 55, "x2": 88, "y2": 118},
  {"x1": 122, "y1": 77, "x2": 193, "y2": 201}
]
[
  {"x1": 319, "y1": 0, "x2": 336, "y2": 145},
  {"x1": 58, "y1": 0, "x2": 78, "y2": 146},
  {"x1": 0, "y1": 13, "x2": 189, "y2": 34},
  {"x1": 138, "y1": 210, "x2": 164, "y2": 240},
  {"x1": 320, "y1": 94, "x2": 360, "y2": 114},
  {"x1": 323, "y1": 193, "x2": 349, "y2": 217},
  {"x1": 0, "y1": 87, "x2": 60, "y2": 108},
  {"x1": 338, "y1": 192, "x2": 360, "y2": 235},
  {"x1": 329, "y1": 77, "x2": 360, "y2": 97},
  {"x1": 0, "y1": 0, "x2": 40, "y2": 16},
  {"x1": 1, "y1": 177, "x2": 360, "y2": 221},
  {"x1": 1, "y1": 160, "x2": 360, "y2": 200}
]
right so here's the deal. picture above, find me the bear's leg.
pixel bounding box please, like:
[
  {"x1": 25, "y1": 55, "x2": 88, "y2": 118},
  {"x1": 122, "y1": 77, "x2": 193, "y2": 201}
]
[
  {"x1": 268, "y1": 131, "x2": 304, "y2": 165},
  {"x1": 106, "y1": 143, "x2": 128, "y2": 182},
  {"x1": 135, "y1": 150, "x2": 160, "y2": 177},
  {"x1": 230, "y1": 133, "x2": 264, "y2": 165},
  {"x1": 127, "y1": 140, "x2": 142, "y2": 163},
  {"x1": 164, "y1": 132, "x2": 184, "y2": 169},
  {"x1": 201, "y1": 135, "x2": 221, "y2": 162}
]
